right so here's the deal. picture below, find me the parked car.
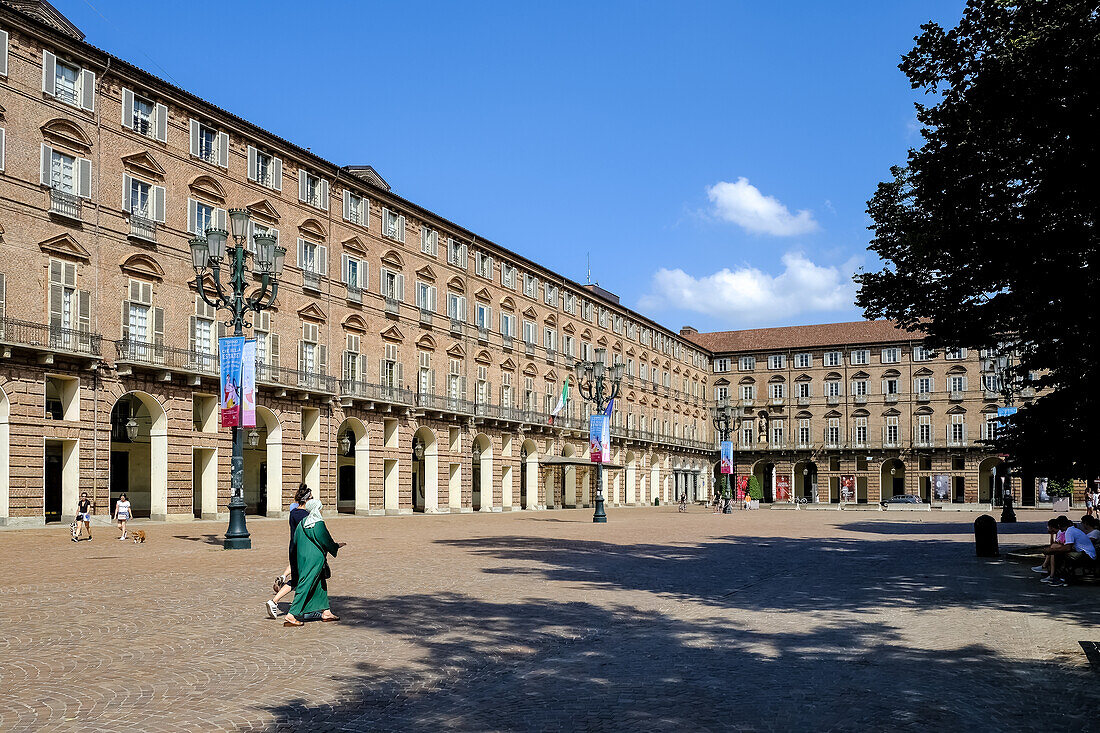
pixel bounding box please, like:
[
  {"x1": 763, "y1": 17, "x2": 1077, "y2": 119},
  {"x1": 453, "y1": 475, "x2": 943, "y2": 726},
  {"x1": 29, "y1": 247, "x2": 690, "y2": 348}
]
[{"x1": 881, "y1": 494, "x2": 925, "y2": 507}]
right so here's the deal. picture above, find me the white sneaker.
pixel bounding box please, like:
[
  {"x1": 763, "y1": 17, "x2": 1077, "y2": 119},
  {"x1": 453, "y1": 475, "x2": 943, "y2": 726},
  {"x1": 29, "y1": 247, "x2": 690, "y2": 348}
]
[
  {"x1": 1040, "y1": 576, "x2": 1054, "y2": 583},
  {"x1": 265, "y1": 600, "x2": 280, "y2": 619},
  {"x1": 1031, "y1": 565, "x2": 1046, "y2": 573}
]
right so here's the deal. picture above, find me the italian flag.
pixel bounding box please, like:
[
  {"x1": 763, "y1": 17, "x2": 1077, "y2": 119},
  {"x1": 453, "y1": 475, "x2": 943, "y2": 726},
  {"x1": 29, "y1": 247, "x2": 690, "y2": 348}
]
[{"x1": 549, "y1": 377, "x2": 569, "y2": 424}]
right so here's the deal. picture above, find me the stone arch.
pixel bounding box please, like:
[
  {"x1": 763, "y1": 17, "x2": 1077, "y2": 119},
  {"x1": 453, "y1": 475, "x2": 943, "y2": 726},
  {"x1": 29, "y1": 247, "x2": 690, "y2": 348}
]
[
  {"x1": 880, "y1": 457, "x2": 907, "y2": 502},
  {"x1": 41, "y1": 118, "x2": 92, "y2": 150},
  {"x1": 110, "y1": 391, "x2": 168, "y2": 520},
  {"x1": 188, "y1": 175, "x2": 226, "y2": 203},
  {"x1": 335, "y1": 416, "x2": 369, "y2": 515},
  {"x1": 120, "y1": 252, "x2": 165, "y2": 280},
  {"x1": 978, "y1": 456, "x2": 1007, "y2": 503}
]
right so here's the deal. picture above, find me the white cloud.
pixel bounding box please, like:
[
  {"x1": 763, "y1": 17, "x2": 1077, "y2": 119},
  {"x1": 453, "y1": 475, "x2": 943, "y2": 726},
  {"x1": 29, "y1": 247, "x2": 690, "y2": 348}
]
[
  {"x1": 706, "y1": 178, "x2": 818, "y2": 236},
  {"x1": 638, "y1": 252, "x2": 857, "y2": 326}
]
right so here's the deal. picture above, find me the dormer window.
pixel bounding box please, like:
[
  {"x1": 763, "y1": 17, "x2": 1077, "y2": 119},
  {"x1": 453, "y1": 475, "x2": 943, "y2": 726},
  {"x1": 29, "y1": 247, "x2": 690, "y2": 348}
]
[
  {"x1": 43, "y1": 51, "x2": 94, "y2": 111},
  {"x1": 122, "y1": 89, "x2": 168, "y2": 142},
  {"x1": 247, "y1": 146, "x2": 283, "y2": 191},
  {"x1": 298, "y1": 170, "x2": 328, "y2": 211}
]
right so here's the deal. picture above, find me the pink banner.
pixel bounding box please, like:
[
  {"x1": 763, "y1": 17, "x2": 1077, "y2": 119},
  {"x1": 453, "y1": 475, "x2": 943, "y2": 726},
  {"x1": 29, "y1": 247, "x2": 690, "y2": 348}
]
[{"x1": 775, "y1": 474, "x2": 791, "y2": 502}]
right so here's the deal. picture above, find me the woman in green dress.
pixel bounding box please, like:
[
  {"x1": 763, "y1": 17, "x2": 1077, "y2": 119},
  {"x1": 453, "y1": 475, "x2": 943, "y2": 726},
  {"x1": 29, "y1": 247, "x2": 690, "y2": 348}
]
[{"x1": 283, "y1": 499, "x2": 345, "y2": 627}]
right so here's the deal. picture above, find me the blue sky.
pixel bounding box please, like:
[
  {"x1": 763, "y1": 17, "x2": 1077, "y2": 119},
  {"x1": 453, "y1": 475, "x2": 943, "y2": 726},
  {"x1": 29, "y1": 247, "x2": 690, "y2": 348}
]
[{"x1": 66, "y1": 0, "x2": 965, "y2": 333}]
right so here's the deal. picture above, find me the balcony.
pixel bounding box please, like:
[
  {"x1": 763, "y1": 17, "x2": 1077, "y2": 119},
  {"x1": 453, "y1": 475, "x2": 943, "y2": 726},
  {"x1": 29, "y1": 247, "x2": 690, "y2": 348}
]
[
  {"x1": 768, "y1": 441, "x2": 787, "y2": 450},
  {"x1": 826, "y1": 395, "x2": 841, "y2": 406},
  {"x1": 346, "y1": 285, "x2": 363, "y2": 305},
  {"x1": 796, "y1": 442, "x2": 814, "y2": 450},
  {"x1": 769, "y1": 397, "x2": 785, "y2": 407},
  {"x1": 49, "y1": 188, "x2": 81, "y2": 221},
  {"x1": 916, "y1": 392, "x2": 931, "y2": 403},
  {"x1": 947, "y1": 439, "x2": 969, "y2": 448},
  {"x1": 416, "y1": 392, "x2": 473, "y2": 416},
  {"x1": 524, "y1": 341, "x2": 535, "y2": 357},
  {"x1": 340, "y1": 378, "x2": 413, "y2": 407},
  {"x1": 545, "y1": 348, "x2": 556, "y2": 363},
  {"x1": 984, "y1": 390, "x2": 1000, "y2": 400},
  {"x1": 738, "y1": 398, "x2": 755, "y2": 409},
  {"x1": 884, "y1": 393, "x2": 900, "y2": 403},
  {"x1": 850, "y1": 440, "x2": 868, "y2": 450},
  {"x1": 852, "y1": 394, "x2": 868, "y2": 405},
  {"x1": 797, "y1": 395, "x2": 811, "y2": 406},
  {"x1": 450, "y1": 318, "x2": 465, "y2": 337},
  {"x1": 419, "y1": 308, "x2": 433, "y2": 327},
  {"x1": 477, "y1": 326, "x2": 489, "y2": 344},
  {"x1": 128, "y1": 214, "x2": 157, "y2": 243},
  {"x1": 502, "y1": 334, "x2": 513, "y2": 351},
  {"x1": 302, "y1": 271, "x2": 321, "y2": 292},
  {"x1": 115, "y1": 338, "x2": 218, "y2": 378},
  {"x1": 385, "y1": 297, "x2": 400, "y2": 317},
  {"x1": 914, "y1": 438, "x2": 936, "y2": 448},
  {"x1": 257, "y1": 362, "x2": 338, "y2": 395},
  {"x1": 949, "y1": 390, "x2": 964, "y2": 402},
  {"x1": 0, "y1": 317, "x2": 102, "y2": 360}
]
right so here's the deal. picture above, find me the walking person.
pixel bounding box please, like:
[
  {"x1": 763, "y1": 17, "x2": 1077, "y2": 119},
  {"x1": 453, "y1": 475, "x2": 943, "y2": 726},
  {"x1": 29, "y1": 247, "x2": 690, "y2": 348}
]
[
  {"x1": 73, "y1": 492, "x2": 94, "y2": 541},
  {"x1": 113, "y1": 493, "x2": 132, "y2": 541},
  {"x1": 1089, "y1": 484, "x2": 1100, "y2": 519},
  {"x1": 283, "y1": 498, "x2": 345, "y2": 627},
  {"x1": 266, "y1": 485, "x2": 312, "y2": 618}
]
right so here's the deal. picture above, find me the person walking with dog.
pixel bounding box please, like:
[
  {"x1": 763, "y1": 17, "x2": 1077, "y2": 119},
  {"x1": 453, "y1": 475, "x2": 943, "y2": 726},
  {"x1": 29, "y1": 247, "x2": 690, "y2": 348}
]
[
  {"x1": 266, "y1": 484, "x2": 312, "y2": 618},
  {"x1": 113, "y1": 493, "x2": 131, "y2": 541},
  {"x1": 73, "y1": 492, "x2": 93, "y2": 541},
  {"x1": 282, "y1": 498, "x2": 345, "y2": 627}
]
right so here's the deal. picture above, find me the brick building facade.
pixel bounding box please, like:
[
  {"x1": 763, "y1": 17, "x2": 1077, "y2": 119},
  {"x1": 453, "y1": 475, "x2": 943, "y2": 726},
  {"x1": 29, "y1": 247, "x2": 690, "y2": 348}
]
[{"x1": 0, "y1": 3, "x2": 716, "y2": 526}]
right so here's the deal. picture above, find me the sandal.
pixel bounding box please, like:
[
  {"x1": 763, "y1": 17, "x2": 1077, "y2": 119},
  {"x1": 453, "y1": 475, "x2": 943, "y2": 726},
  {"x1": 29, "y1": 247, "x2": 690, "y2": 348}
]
[
  {"x1": 321, "y1": 613, "x2": 340, "y2": 622},
  {"x1": 283, "y1": 618, "x2": 304, "y2": 627}
]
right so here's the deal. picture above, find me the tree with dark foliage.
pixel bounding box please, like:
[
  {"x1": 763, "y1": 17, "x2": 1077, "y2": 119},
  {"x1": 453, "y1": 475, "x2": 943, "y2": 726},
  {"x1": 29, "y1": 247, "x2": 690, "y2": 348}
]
[{"x1": 857, "y1": 0, "x2": 1098, "y2": 482}]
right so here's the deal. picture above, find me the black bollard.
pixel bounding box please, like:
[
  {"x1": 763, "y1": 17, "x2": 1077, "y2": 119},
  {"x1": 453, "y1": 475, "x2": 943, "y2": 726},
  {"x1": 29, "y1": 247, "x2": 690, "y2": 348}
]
[{"x1": 974, "y1": 514, "x2": 999, "y2": 557}]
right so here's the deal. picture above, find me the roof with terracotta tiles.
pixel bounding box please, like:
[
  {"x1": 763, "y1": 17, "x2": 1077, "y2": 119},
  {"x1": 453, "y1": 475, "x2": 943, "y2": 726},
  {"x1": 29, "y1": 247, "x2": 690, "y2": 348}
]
[{"x1": 686, "y1": 320, "x2": 919, "y2": 354}]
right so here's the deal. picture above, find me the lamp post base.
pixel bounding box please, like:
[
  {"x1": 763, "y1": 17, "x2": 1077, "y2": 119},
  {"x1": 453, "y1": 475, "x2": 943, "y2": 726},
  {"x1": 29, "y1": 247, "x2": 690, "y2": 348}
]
[
  {"x1": 592, "y1": 495, "x2": 607, "y2": 523},
  {"x1": 224, "y1": 496, "x2": 252, "y2": 550}
]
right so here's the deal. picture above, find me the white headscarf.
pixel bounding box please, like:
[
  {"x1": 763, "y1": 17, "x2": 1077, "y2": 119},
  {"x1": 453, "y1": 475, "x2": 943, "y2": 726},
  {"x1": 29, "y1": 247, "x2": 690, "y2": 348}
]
[{"x1": 301, "y1": 498, "x2": 324, "y2": 528}]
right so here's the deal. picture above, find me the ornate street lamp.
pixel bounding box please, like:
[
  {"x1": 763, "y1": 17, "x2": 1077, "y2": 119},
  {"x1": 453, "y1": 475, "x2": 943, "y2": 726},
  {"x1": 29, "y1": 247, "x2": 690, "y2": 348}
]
[
  {"x1": 711, "y1": 398, "x2": 736, "y2": 513},
  {"x1": 189, "y1": 207, "x2": 286, "y2": 550},
  {"x1": 247, "y1": 429, "x2": 260, "y2": 448},
  {"x1": 991, "y1": 347, "x2": 1018, "y2": 523},
  {"x1": 124, "y1": 417, "x2": 139, "y2": 442},
  {"x1": 339, "y1": 431, "x2": 352, "y2": 456},
  {"x1": 573, "y1": 347, "x2": 623, "y2": 523}
]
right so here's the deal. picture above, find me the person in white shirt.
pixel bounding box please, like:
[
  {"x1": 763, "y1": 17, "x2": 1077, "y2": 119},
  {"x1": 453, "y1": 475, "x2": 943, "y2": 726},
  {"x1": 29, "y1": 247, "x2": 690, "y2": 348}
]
[
  {"x1": 1080, "y1": 515, "x2": 1100, "y2": 541},
  {"x1": 1042, "y1": 516, "x2": 1096, "y2": 586}
]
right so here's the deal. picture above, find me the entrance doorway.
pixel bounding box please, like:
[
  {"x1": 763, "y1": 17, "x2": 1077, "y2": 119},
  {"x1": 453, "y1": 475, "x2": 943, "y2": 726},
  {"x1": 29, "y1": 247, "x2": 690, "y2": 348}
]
[{"x1": 44, "y1": 443, "x2": 63, "y2": 523}]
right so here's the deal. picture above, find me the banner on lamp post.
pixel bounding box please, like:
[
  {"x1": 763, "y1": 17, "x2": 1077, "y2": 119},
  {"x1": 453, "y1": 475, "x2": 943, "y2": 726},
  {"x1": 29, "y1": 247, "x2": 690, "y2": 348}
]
[
  {"x1": 933, "y1": 474, "x2": 951, "y2": 501},
  {"x1": 720, "y1": 441, "x2": 733, "y2": 474},
  {"x1": 589, "y1": 414, "x2": 610, "y2": 464},
  {"x1": 219, "y1": 336, "x2": 244, "y2": 427},
  {"x1": 240, "y1": 339, "x2": 257, "y2": 428}
]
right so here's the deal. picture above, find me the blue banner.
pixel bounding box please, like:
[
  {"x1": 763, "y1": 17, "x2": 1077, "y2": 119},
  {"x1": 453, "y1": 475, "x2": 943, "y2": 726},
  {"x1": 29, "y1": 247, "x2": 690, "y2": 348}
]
[
  {"x1": 720, "y1": 441, "x2": 733, "y2": 474},
  {"x1": 589, "y1": 414, "x2": 610, "y2": 463},
  {"x1": 240, "y1": 339, "x2": 256, "y2": 428}
]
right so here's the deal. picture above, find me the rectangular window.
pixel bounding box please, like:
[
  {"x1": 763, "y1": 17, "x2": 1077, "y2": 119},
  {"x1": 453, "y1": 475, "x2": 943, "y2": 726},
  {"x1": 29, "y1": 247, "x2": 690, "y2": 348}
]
[
  {"x1": 916, "y1": 377, "x2": 933, "y2": 394},
  {"x1": 131, "y1": 94, "x2": 154, "y2": 136},
  {"x1": 795, "y1": 352, "x2": 811, "y2": 368},
  {"x1": 851, "y1": 379, "x2": 868, "y2": 396},
  {"x1": 824, "y1": 351, "x2": 842, "y2": 367},
  {"x1": 523, "y1": 274, "x2": 538, "y2": 299},
  {"x1": 476, "y1": 303, "x2": 491, "y2": 329},
  {"x1": 545, "y1": 284, "x2": 559, "y2": 307},
  {"x1": 191, "y1": 120, "x2": 225, "y2": 166},
  {"x1": 382, "y1": 208, "x2": 406, "y2": 242},
  {"x1": 715, "y1": 385, "x2": 729, "y2": 401},
  {"x1": 543, "y1": 328, "x2": 557, "y2": 350},
  {"x1": 850, "y1": 350, "x2": 869, "y2": 365},
  {"x1": 883, "y1": 377, "x2": 900, "y2": 394},
  {"x1": 714, "y1": 358, "x2": 731, "y2": 373},
  {"x1": 855, "y1": 417, "x2": 868, "y2": 445},
  {"x1": 950, "y1": 415, "x2": 966, "y2": 443},
  {"x1": 827, "y1": 418, "x2": 840, "y2": 445},
  {"x1": 343, "y1": 190, "x2": 367, "y2": 225},
  {"x1": 740, "y1": 384, "x2": 755, "y2": 401},
  {"x1": 500, "y1": 313, "x2": 515, "y2": 337},
  {"x1": 50, "y1": 149, "x2": 76, "y2": 192},
  {"x1": 918, "y1": 415, "x2": 932, "y2": 444},
  {"x1": 798, "y1": 419, "x2": 811, "y2": 446},
  {"x1": 475, "y1": 252, "x2": 493, "y2": 278},
  {"x1": 447, "y1": 293, "x2": 467, "y2": 321},
  {"x1": 742, "y1": 424, "x2": 754, "y2": 446},
  {"x1": 501, "y1": 264, "x2": 517, "y2": 289},
  {"x1": 297, "y1": 239, "x2": 328, "y2": 276},
  {"x1": 247, "y1": 147, "x2": 282, "y2": 190},
  {"x1": 299, "y1": 170, "x2": 328, "y2": 210},
  {"x1": 945, "y1": 347, "x2": 967, "y2": 360},
  {"x1": 563, "y1": 292, "x2": 576, "y2": 315},
  {"x1": 127, "y1": 176, "x2": 151, "y2": 218},
  {"x1": 881, "y1": 347, "x2": 900, "y2": 364},
  {"x1": 421, "y1": 226, "x2": 438, "y2": 256},
  {"x1": 767, "y1": 354, "x2": 786, "y2": 370},
  {"x1": 825, "y1": 380, "x2": 841, "y2": 397},
  {"x1": 739, "y1": 356, "x2": 756, "y2": 371},
  {"x1": 448, "y1": 238, "x2": 468, "y2": 269},
  {"x1": 796, "y1": 381, "x2": 811, "y2": 398},
  {"x1": 342, "y1": 254, "x2": 366, "y2": 291},
  {"x1": 523, "y1": 320, "x2": 537, "y2": 345},
  {"x1": 771, "y1": 421, "x2": 784, "y2": 445},
  {"x1": 416, "y1": 281, "x2": 436, "y2": 311},
  {"x1": 949, "y1": 375, "x2": 966, "y2": 393},
  {"x1": 886, "y1": 416, "x2": 899, "y2": 445},
  {"x1": 913, "y1": 346, "x2": 931, "y2": 361}
]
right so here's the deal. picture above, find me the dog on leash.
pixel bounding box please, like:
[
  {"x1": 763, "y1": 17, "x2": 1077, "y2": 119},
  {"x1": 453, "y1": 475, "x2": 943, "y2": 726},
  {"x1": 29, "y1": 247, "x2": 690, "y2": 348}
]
[
  {"x1": 131, "y1": 530, "x2": 147, "y2": 544},
  {"x1": 69, "y1": 521, "x2": 80, "y2": 540}
]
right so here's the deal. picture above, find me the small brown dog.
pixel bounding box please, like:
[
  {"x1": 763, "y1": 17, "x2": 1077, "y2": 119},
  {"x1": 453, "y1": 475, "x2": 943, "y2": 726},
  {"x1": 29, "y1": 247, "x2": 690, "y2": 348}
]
[{"x1": 131, "y1": 530, "x2": 147, "y2": 544}]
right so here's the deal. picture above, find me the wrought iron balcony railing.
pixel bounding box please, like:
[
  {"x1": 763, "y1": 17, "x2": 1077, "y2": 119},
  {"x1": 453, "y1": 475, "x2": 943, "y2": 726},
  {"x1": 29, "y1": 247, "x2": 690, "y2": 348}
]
[
  {"x1": 340, "y1": 379, "x2": 413, "y2": 405},
  {"x1": 116, "y1": 338, "x2": 217, "y2": 374},
  {"x1": 0, "y1": 317, "x2": 101, "y2": 357},
  {"x1": 385, "y1": 297, "x2": 400, "y2": 316},
  {"x1": 128, "y1": 214, "x2": 157, "y2": 242},
  {"x1": 50, "y1": 188, "x2": 81, "y2": 220},
  {"x1": 419, "y1": 307, "x2": 433, "y2": 326},
  {"x1": 346, "y1": 285, "x2": 363, "y2": 304}
]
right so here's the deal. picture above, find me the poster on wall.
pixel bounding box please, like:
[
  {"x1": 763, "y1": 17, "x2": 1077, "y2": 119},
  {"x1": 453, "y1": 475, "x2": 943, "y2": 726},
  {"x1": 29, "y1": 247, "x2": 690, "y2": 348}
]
[
  {"x1": 1037, "y1": 477, "x2": 1050, "y2": 503},
  {"x1": 720, "y1": 441, "x2": 733, "y2": 474},
  {"x1": 736, "y1": 475, "x2": 749, "y2": 500},
  {"x1": 240, "y1": 339, "x2": 257, "y2": 428},
  {"x1": 219, "y1": 336, "x2": 244, "y2": 427},
  {"x1": 840, "y1": 474, "x2": 856, "y2": 503},
  {"x1": 589, "y1": 414, "x2": 610, "y2": 464},
  {"x1": 775, "y1": 474, "x2": 791, "y2": 502},
  {"x1": 933, "y1": 474, "x2": 951, "y2": 501}
]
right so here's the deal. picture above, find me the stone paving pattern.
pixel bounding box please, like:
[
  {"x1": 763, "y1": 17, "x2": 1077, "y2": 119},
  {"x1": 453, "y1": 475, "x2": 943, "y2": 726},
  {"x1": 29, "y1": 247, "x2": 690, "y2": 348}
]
[{"x1": 1, "y1": 507, "x2": 1098, "y2": 731}]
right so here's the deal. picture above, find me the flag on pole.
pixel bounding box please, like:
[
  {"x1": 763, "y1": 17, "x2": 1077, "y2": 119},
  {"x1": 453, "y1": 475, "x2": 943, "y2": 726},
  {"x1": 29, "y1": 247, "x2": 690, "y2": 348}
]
[
  {"x1": 549, "y1": 377, "x2": 569, "y2": 425},
  {"x1": 603, "y1": 397, "x2": 614, "y2": 418}
]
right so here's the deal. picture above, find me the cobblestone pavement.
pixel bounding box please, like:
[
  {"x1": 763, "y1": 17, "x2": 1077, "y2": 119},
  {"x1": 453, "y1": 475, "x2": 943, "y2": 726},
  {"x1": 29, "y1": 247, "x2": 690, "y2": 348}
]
[{"x1": 2, "y1": 506, "x2": 1098, "y2": 732}]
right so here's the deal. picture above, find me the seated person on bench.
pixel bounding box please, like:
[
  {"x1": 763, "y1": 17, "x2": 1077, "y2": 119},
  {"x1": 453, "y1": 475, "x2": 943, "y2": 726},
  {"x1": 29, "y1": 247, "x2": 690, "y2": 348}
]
[
  {"x1": 1041, "y1": 516, "x2": 1096, "y2": 586},
  {"x1": 1033, "y1": 517, "x2": 1066, "y2": 578},
  {"x1": 1080, "y1": 515, "x2": 1100, "y2": 543}
]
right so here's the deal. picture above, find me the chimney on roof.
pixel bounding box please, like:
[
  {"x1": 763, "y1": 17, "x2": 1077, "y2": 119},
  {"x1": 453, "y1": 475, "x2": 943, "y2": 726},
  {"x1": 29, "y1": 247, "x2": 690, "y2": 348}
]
[{"x1": 679, "y1": 326, "x2": 698, "y2": 336}]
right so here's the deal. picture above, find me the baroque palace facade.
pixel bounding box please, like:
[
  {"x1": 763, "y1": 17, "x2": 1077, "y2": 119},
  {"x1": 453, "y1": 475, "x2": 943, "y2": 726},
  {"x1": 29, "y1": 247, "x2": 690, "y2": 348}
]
[{"x1": 0, "y1": 2, "x2": 1020, "y2": 526}]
